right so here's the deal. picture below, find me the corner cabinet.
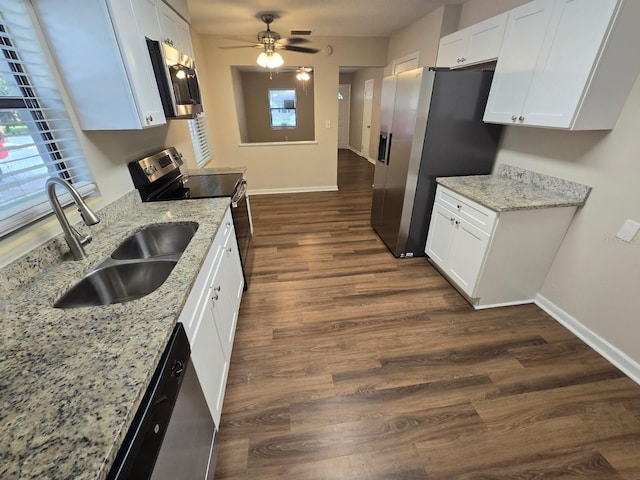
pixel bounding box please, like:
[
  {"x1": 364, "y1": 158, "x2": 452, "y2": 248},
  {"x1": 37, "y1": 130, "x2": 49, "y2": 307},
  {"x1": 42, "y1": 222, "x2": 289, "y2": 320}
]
[
  {"x1": 32, "y1": 0, "x2": 166, "y2": 130},
  {"x1": 426, "y1": 186, "x2": 576, "y2": 309},
  {"x1": 483, "y1": 0, "x2": 640, "y2": 130},
  {"x1": 179, "y1": 207, "x2": 244, "y2": 426},
  {"x1": 436, "y1": 13, "x2": 508, "y2": 69}
]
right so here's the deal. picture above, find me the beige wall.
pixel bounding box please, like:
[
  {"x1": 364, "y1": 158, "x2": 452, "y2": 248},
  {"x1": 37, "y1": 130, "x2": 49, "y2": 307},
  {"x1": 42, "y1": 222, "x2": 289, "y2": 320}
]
[
  {"x1": 239, "y1": 70, "x2": 315, "y2": 143},
  {"x1": 193, "y1": 34, "x2": 388, "y2": 193},
  {"x1": 386, "y1": 5, "x2": 460, "y2": 68},
  {"x1": 458, "y1": 0, "x2": 528, "y2": 29},
  {"x1": 459, "y1": 0, "x2": 640, "y2": 368}
]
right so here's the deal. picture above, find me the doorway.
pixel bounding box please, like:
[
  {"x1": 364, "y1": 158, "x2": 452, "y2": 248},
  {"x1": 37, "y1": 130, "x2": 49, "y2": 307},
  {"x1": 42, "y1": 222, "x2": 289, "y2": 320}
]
[
  {"x1": 361, "y1": 79, "x2": 374, "y2": 159},
  {"x1": 338, "y1": 84, "x2": 351, "y2": 149}
]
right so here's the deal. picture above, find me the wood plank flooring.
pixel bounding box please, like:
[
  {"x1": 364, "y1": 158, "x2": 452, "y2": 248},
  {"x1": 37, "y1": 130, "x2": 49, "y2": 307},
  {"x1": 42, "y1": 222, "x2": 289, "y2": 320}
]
[{"x1": 214, "y1": 149, "x2": 640, "y2": 479}]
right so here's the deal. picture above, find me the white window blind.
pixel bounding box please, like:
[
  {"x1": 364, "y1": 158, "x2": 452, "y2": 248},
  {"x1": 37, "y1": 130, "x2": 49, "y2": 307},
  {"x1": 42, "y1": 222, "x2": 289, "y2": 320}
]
[
  {"x1": 188, "y1": 113, "x2": 212, "y2": 167},
  {"x1": 0, "y1": 1, "x2": 95, "y2": 237}
]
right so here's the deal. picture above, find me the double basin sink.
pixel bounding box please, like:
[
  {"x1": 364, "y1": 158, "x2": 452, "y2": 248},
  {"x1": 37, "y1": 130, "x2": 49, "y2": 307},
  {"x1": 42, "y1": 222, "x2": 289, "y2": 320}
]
[{"x1": 54, "y1": 223, "x2": 198, "y2": 308}]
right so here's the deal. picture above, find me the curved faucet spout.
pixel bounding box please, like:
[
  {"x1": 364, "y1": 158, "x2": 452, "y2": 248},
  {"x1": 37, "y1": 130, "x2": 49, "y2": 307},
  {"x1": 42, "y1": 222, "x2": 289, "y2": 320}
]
[{"x1": 46, "y1": 177, "x2": 100, "y2": 260}]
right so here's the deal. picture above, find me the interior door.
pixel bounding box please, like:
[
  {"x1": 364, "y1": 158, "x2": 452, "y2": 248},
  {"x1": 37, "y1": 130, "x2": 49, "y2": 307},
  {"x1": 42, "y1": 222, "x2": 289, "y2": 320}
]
[
  {"x1": 360, "y1": 79, "x2": 374, "y2": 157},
  {"x1": 338, "y1": 84, "x2": 350, "y2": 149}
]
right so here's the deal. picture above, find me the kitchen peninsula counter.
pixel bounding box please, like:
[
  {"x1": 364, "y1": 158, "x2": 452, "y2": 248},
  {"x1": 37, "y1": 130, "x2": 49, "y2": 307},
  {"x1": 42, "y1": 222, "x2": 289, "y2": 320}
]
[
  {"x1": 437, "y1": 164, "x2": 591, "y2": 212},
  {"x1": 0, "y1": 191, "x2": 230, "y2": 480}
]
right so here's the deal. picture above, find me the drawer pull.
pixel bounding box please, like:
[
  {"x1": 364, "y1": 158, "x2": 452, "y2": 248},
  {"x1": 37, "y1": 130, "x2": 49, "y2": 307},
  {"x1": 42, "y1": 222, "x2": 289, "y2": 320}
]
[{"x1": 212, "y1": 285, "x2": 221, "y2": 301}]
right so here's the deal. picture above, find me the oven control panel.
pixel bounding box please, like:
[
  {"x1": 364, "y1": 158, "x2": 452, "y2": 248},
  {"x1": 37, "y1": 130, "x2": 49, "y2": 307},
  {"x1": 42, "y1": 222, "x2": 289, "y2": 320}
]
[{"x1": 128, "y1": 147, "x2": 184, "y2": 187}]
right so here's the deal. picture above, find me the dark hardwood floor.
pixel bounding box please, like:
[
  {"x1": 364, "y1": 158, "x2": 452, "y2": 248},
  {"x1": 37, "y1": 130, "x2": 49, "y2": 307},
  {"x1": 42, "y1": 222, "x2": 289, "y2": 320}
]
[{"x1": 215, "y1": 149, "x2": 640, "y2": 479}]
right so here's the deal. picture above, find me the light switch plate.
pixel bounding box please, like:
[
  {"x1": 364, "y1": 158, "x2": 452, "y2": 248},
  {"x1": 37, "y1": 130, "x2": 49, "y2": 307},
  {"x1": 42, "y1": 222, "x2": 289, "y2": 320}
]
[{"x1": 615, "y1": 219, "x2": 640, "y2": 243}]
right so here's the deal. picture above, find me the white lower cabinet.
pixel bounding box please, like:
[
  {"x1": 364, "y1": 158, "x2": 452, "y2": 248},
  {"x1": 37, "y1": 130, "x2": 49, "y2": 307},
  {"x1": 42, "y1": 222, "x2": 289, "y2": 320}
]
[
  {"x1": 179, "y1": 207, "x2": 243, "y2": 426},
  {"x1": 426, "y1": 186, "x2": 576, "y2": 309}
]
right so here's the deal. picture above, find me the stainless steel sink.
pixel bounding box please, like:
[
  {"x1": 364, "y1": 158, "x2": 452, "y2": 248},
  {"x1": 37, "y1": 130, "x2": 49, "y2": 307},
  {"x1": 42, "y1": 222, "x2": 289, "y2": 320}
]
[
  {"x1": 111, "y1": 223, "x2": 198, "y2": 260},
  {"x1": 54, "y1": 222, "x2": 199, "y2": 308},
  {"x1": 54, "y1": 261, "x2": 178, "y2": 308}
]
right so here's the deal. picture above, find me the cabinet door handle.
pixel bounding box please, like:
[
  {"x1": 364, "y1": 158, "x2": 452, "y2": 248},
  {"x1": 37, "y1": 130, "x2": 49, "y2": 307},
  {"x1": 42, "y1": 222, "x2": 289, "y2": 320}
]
[
  {"x1": 212, "y1": 285, "x2": 221, "y2": 301},
  {"x1": 456, "y1": 204, "x2": 461, "y2": 209},
  {"x1": 511, "y1": 115, "x2": 517, "y2": 122},
  {"x1": 518, "y1": 116, "x2": 525, "y2": 122},
  {"x1": 460, "y1": 57, "x2": 466, "y2": 63},
  {"x1": 455, "y1": 220, "x2": 460, "y2": 225},
  {"x1": 146, "y1": 115, "x2": 153, "y2": 124}
]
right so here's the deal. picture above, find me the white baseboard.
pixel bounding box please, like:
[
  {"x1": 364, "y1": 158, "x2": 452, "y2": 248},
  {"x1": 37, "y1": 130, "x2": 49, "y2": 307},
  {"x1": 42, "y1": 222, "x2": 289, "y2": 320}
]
[
  {"x1": 535, "y1": 294, "x2": 640, "y2": 385},
  {"x1": 249, "y1": 185, "x2": 338, "y2": 196},
  {"x1": 347, "y1": 146, "x2": 376, "y2": 165}
]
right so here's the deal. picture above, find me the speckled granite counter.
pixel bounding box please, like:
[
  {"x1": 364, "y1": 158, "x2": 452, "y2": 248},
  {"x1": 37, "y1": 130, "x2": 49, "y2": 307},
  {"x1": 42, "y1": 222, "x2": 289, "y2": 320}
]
[
  {"x1": 437, "y1": 164, "x2": 591, "y2": 212},
  {"x1": 0, "y1": 191, "x2": 230, "y2": 480}
]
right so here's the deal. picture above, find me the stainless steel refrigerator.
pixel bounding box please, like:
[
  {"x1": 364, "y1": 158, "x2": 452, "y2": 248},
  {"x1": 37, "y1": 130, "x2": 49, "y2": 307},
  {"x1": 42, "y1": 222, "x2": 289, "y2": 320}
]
[{"x1": 371, "y1": 67, "x2": 503, "y2": 258}]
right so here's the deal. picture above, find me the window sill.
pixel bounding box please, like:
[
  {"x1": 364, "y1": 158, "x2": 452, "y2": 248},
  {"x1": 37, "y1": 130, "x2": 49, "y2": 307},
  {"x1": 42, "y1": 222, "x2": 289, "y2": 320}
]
[{"x1": 238, "y1": 141, "x2": 318, "y2": 147}]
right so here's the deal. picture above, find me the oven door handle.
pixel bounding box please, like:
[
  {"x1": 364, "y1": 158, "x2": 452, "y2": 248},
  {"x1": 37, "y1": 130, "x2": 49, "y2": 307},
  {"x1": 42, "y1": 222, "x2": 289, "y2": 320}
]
[{"x1": 231, "y1": 180, "x2": 247, "y2": 207}]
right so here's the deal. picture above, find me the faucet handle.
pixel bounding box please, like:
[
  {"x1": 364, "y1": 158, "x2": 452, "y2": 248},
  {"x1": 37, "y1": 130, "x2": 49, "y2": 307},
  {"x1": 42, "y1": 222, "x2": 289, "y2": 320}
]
[{"x1": 71, "y1": 225, "x2": 92, "y2": 246}]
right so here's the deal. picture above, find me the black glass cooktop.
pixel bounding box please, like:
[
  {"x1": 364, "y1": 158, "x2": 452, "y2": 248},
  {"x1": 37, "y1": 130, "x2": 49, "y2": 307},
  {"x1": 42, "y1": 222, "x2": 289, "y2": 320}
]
[{"x1": 154, "y1": 173, "x2": 242, "y2": 200}]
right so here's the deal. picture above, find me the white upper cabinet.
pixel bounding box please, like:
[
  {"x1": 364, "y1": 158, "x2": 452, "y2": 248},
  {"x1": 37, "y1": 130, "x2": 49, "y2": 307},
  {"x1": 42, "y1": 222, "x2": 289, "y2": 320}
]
[
  {"x1": 32, "y1": 0, "x2": 166, "y2": 130},
  {"x1": 484, "y1": 0, "x2": 640, "y2": 130},
  {"x1": 157, "y1": 1, "x2": 194, "y2": 57},
  {"x1": 436, "y1": 13, "x2": 508, "y2": 68}
]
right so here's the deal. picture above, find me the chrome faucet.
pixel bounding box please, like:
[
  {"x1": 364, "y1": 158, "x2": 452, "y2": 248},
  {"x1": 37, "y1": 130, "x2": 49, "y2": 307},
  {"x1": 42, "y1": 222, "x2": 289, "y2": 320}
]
[{"x1": 46, "y1": 177, "x2": 100, "y2": 260}]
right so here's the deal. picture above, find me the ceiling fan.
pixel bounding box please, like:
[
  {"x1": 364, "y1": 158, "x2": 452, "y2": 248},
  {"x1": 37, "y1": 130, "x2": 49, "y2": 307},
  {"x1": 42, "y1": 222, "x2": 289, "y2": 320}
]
[{"x1": 221, "y1": 14, "x2": 319, "y2": 68}]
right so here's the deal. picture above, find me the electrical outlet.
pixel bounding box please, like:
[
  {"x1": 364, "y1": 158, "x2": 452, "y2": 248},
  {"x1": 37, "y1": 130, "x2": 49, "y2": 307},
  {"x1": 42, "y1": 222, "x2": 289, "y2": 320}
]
[{"x1": 615, "y1": 219, "x2": 640, "y2": 243}]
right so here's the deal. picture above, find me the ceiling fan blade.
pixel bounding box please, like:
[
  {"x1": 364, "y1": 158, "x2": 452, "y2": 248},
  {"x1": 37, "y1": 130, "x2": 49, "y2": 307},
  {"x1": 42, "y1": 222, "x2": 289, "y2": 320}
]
[
  {"x1": 282, "y1": 45, "x2": 319, "y2": 54},
  {"x1": 219, "y1": 44, "x2": 261, "y2": 49},
  {"x1": 281, "y1": 37, "x2": 310, "y2": 45},
  {"x1": 223, "y1": 35, "x2": 257, "y2": 44}
]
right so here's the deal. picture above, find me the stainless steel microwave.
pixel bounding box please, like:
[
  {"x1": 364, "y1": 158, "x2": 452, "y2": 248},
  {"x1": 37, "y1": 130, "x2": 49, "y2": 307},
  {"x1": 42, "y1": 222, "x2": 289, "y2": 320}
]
[{"x1": 147, "y1": 39, "x2": 203, "y2": 119}]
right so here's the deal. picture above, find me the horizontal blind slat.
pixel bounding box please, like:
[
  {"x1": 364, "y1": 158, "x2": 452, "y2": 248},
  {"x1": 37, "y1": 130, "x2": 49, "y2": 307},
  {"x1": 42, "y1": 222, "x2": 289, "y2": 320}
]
[{"x1": 0, "y1": 1, "x2": 97, "y2": 238}]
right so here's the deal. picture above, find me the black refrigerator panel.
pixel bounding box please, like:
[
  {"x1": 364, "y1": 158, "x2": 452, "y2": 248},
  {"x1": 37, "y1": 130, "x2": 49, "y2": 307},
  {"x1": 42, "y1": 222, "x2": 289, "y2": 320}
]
[{"x1": 405, "y1": 69, "x2": 503, "y2": 256}]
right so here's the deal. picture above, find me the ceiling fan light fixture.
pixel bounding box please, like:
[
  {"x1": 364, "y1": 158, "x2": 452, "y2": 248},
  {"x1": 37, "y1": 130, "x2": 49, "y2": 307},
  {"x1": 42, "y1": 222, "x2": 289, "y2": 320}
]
[
  {"x1": 296, "y1": 71, "x2": 310, "y2": 81},
  {"x1": 257, "y1": 50, "x2": 284, "y2": 69}
]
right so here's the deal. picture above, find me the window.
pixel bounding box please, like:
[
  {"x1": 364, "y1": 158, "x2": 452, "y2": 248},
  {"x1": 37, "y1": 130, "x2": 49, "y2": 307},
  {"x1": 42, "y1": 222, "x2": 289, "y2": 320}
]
[
  {"x1": 268, "y1": 89, "x2": 297, "y2": 128},
  {"x1": 0, "y1": 2, "x2": 95, "y2": 237},
  {"x1": 188, "y1": 113, "x2": 212, "y2": 167}
]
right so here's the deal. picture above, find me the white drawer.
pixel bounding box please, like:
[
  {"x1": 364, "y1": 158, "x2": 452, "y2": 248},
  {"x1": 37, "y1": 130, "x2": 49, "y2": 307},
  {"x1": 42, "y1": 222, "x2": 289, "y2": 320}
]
[{"x1": 436, "y1": 185, "x2": 498, "y2": 235}]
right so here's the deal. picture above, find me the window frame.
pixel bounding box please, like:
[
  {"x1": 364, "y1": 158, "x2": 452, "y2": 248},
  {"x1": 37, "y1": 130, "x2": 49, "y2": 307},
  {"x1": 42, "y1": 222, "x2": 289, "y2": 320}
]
[{"x1": 268, "y1": 88, "x2": 297, "y2": 129}]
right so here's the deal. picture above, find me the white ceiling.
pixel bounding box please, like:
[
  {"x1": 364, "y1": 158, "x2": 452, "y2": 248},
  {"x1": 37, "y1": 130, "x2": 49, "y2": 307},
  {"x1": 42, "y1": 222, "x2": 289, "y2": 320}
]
[{"x1": 187, "y1": 0, "x2": 464, "y2": 38}]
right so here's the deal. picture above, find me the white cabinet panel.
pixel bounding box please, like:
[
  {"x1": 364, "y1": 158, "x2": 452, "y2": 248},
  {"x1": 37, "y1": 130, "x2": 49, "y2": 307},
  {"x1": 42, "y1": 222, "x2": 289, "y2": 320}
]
[
  {"x1": 447, "y1": 218, "x2": 490, "y2": 297},
  {"x1": 425, "y1": 203, "x2": 455, "y2": 266},
  {"x1": 436, "y1": 13, "x2": 507, "y2": 68},
  {"x1": 522, "y1": 0, "x2": 618, "y2": 128},
  {"x1": 32, "y1": 0, "x2": 166, "y2": 130},
  {"x1": 211, "y1": 227, "x2": 244, "y2": 359},
  {"x1": 483, "y1": 0, "x2": 555, "y2": 125},
  {"x1": 484, "y1": 0, "x2": 639, "y2": 130},
  {"x1": 191, "y1": 300, "x2": 228, "y2": 427},
  {"x1": 436, "y1": 32, "x2": 467, "y2": 68},
  {"x1": 132, "y1": 0, "x2": 162, "y2": 41},
  {"x1": 158, "y1": 0, "x2": 193, "y2": 56}
]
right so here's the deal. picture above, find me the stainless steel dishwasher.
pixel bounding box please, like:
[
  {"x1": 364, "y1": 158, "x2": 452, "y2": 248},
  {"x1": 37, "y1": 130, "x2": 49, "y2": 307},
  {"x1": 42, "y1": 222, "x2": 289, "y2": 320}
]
[{"x1": 107, "y1": 323, "x2": 217, "y2": 480}]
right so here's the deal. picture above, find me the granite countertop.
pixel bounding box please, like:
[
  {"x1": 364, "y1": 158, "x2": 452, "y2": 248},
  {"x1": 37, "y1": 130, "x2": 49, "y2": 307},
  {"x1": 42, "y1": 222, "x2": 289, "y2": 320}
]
[
  {"x1": 437, "y1": 164, "x2": 591, "y2": 212},
  {"x1": 0, "y1": 191, "x2": 230, "y2": 480}
]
